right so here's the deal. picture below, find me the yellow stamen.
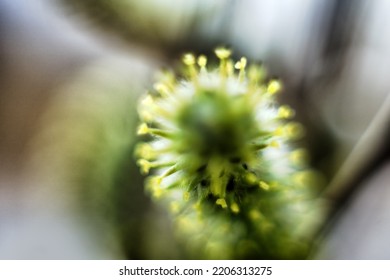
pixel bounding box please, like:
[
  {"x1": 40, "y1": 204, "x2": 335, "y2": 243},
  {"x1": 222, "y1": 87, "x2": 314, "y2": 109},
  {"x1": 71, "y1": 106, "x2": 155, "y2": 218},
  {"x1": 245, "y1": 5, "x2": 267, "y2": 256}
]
[
  {"x1": 284, "y1": 122, "x2": 304, "y2": 139},
  {"x1": 216, "y1": 198, "x2": 228, "y2": 209},
  {"x1": 135, "y1": 143, "x2": 155, "y2": 160},
  {"x1": 267, "y1": 80, "x2": 282, "y2": 95},
  {"x1": 231, "y1": 202, "x2": 240, "y2": 213},
  {"x1": 215, "y1": 47, "x2": 231, "y2": 60},
  {"x1": 278, "y1": 105, "x2": 295, "y2": 119},
  {"x1": 259, "y1": 181, "x2": 270, "y2": 190},
  {"x1": 289, "y1": 149, "x2": 308, "y2": 165},
  {"x1": 153, "y1": 82, "x2": 170, "y2": 97},
  {"x1": 182, "y1": 53, "x2": 196, "y2": 65},
  {"x1": 235, "y1": 57, "x2": 247, "y2": 81},
  {"x1": 215, "y1": 48, "x2": 232, "y2": 79},
  {"x1": 234, "y1": 57, "x2": 247, "y2": 70},
  {"x1": 197, "y1": 55, "x2": 207, "y2": 68},
  {"x1": 152, "y1": 185, "x2": 163, "y2": 198},
  {"x1": 138, "y1": 108, "x2": 153, "y2": 122},
  {"x1": 182, "y1": 53, "x2": 197, "y2": 81},
  {"x1": 137, "y1": 159, "x2": 152, "y2": 174},
  {"x1": 245, "y1": 173, "x2": 257, "y2": 185},
  {"x1": 274, "y1": 126, "x2": 284, "y2": 136},
  {"x1": 137, "y1": 159, "x2": 175, "y2": 174},
  {"x1": 140, "y1": 95, "x2": 154, "y2": 106},
  {"x1": 137, "y1": 123, "x2": 149, "y2": 135}
]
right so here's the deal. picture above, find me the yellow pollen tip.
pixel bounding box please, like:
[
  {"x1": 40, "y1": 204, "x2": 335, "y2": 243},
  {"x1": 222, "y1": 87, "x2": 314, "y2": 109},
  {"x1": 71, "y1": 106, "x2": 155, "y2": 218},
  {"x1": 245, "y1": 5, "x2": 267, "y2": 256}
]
[
  {"x1": 278, "y1": 105, "x2": 295, "y2": 119},
  {"x1": 215, "y1": 48, "x2": 232, "y2": 60},
  {"x1": 155, "y1": 176, "x2": 163, "y2": 185},
  {"x1": 137, "y1": 123, "x2": 149, "y2": 135},
  {"x1": 267, "y1": 80, "x2": 282, "y2": 94},
  {"x1": 235, "y1": 57, "x2": 247, "y2": 69},
  {"x1": 148, "y1": 176, "x2": 161, "y2": 187},
  {"x1": 289, "y1": 149, "x2": 308, "y2": 165},
  {"x1": 274, "y1": 127, "x2": 284, "y2": 136},
  {"x1": 231, "y1": 202, "x2": 240, "y2": 213},
  {"x1": 226, "y1": 60, "x2": 234, "y2": 76},
  {"x1": 183, "y1": 53, "x2": 196, "y2": 65},
  {"x1": 245, "y1": 173, "x2": 257, "y2": 185},
  {"x1": 259, "y1": 181, "x2": 270, "y2": 190},
  {"x1": 197, "y1": 55, "x2": 207, "y2": 67},
  {"x1": 216, "y1": 198, "x2": 228, "y2": 209},
  {"x1": 140, "y1": 95, "x2": 154, "y2": 106},
  {"x1": 135, "y1": 144, "x2": 154, "y2": 159},
  {"x1": 285, "y1": 122, "x2": 305, "y2": 139},
  {"x1": 152, "y1": 185, "x2": 163, "y2": 198},
  {"x1": 138, "y1": 109, "x2": 153, "y2": 122},
  {"x1": 293, "y1": 171, "x2": 312, "y2": 186},
  {"x1": 154, "y1": 83, "x2": 170, "y2": 96},
  {"x1": 138, "y1": 159, "x2": 151, "y2": 174}
]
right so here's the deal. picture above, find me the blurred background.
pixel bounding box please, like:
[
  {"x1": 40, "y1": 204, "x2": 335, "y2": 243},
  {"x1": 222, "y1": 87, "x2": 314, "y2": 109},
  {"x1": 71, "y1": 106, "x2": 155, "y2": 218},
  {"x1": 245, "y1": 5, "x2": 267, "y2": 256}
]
[{"x1": 0, "y1": 0, "x2": 389, "y2": 259}]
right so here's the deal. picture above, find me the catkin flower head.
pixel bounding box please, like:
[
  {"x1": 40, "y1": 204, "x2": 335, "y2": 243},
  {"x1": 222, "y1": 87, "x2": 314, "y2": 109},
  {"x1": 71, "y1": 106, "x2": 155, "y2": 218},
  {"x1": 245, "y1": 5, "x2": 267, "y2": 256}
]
[{"x1": 136, "y1": 48, "x2": 322, "y2": 259}]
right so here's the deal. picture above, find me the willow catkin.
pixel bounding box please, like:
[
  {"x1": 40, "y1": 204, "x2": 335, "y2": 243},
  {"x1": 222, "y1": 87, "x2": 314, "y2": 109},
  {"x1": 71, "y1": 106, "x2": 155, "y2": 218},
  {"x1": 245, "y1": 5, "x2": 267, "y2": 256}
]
[{"x1": 135, "y1": 48, "x2": 323, "y2": 259}]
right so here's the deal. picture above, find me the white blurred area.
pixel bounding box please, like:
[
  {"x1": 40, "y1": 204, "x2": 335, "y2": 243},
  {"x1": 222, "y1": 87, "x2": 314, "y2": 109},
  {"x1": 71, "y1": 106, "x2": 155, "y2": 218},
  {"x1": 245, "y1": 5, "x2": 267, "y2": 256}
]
[
  {"x1": 0, "y1": 0, "x2": 389, "y2": 259},
  {"x1": 0, "y1": 0, "x2": 157, "y2": 259}
]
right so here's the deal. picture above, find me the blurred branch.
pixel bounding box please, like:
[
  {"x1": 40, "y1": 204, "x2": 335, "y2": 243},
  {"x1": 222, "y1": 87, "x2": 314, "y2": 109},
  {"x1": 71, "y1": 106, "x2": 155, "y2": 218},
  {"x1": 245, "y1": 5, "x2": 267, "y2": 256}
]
[{"x1": 323, "y1": 92, "x2": 390, "y2": 202}]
